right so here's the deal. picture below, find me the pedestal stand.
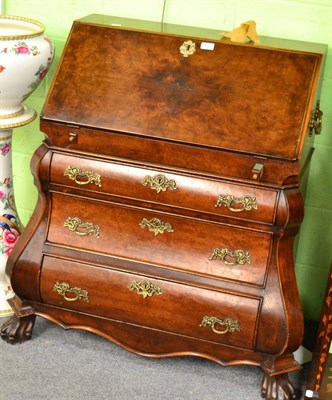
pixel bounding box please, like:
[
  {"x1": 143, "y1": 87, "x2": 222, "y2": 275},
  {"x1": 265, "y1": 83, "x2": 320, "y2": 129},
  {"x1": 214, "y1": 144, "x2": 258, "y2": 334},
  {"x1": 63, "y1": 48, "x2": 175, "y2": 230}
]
[{"x1": 0, "y1": 128, "x2": 23, "y2": 316}]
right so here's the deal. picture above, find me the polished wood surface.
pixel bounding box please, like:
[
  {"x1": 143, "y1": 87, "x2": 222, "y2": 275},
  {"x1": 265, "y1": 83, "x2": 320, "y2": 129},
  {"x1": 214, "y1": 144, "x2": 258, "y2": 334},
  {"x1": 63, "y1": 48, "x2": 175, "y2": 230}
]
[
  {"x1": 1, "y1": 15, "x2": 327, "y2": 400},
  {"x1": 42, "y1": 21, "x2": 322, "y2": 161},
  {"x1": 47, "y1": 192, "x2": 272, "y2": 286},
  {"x1": 50, "y1": 152, "x2": 279, "y2": 224}
]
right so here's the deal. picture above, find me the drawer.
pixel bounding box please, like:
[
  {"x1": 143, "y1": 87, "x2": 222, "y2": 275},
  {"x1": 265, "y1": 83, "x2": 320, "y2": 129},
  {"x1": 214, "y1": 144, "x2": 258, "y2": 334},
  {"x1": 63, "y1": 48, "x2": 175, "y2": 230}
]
[
  {"x1": 47, "y1": 192, "x2": 272, "y2": 287},
  {"x1": 40, "y1": 255, "x2": 261, "y2": 350},
  {"x1": 50, "y1": 153, "x2": 278, "y2": 224},
  {"x1": 42, "y1": 119, "x2": 301, "y2": 187}
]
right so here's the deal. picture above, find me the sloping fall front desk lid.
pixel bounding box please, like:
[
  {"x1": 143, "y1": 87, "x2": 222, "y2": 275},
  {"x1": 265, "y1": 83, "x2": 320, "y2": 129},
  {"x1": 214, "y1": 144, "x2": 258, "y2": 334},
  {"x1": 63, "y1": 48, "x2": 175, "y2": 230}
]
[{"x1": 41, "y1": 14, "x2": 325, "y2": 161}]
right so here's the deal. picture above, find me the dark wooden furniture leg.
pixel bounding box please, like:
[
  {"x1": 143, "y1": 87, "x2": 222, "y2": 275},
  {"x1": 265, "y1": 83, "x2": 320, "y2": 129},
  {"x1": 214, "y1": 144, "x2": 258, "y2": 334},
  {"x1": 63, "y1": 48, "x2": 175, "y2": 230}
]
[
  {"x1": 304, "y1": 264, "x2": 332, "y2": 399},
  {"x1": 261, "y1": 355, "x2": 302, "y2": 400},
  {"x1": 1, "y1": 313, "x2": 36, "y2": 344},
  {"x1": 0, "y1": 297, "x2": 36, "y2": 344},
  {"x1": 261, "y1": 372, "x2": 300, "y2": 400}
]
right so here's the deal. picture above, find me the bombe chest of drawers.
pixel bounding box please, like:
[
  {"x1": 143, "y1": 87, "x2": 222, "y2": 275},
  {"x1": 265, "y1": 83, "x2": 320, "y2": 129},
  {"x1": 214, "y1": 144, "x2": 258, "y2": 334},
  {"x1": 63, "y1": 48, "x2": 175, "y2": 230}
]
[{"x1": 1, "y1": 14, "x2": 327, "y2": 399}]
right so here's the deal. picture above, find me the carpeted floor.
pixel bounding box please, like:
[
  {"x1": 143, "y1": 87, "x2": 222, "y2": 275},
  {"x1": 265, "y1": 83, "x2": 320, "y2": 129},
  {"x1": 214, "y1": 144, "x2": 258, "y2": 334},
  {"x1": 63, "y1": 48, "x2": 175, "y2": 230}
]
[{"x1": 0, "y1": 316, "x2": 310, "y2": 400}]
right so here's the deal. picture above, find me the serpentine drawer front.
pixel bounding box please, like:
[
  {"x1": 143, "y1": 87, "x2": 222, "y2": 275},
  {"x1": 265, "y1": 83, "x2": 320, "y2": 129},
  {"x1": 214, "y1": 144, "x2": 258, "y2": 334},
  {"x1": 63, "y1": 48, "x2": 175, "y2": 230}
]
[
  {"x1": 47, "y1": 192, "x2": 272, "y2": 287},
  {"x1": 3, "y1": 15, "x2": 326, "y2": 400},
  {"x1": 50, "y1": 153, "x2": 279, "y2": 224},
  {"x1": 40, "y1": 255, "x2": 261, "y2": 350}
]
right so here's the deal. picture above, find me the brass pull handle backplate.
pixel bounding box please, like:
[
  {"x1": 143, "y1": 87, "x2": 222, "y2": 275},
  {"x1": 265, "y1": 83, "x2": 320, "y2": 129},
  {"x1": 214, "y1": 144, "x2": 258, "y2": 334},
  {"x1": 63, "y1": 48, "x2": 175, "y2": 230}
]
[
  {"x1": 64, "y1": 166, "x2": 102, "y2": 187},
  {"x1": 215, "y1": 194, "x2": 257, "y2": 213},
  {"x1": 53, "y1": 282, "x2": 90, "y2": 302},
  {"x1": 64, "y1": 217, "x2": 100, "y2": 238},
  {"x1": 209, "y1": 248, "x2": 251, "y2": 266},
  {"x1": 200, "y1": 316, "x2": 240, "y2": 335},
  {"x1": 141, "y1": 173, "x2": 177, "y2": 194},
  {"x1": 139, "y1": 217, "x2": 174, "y2": 236},
  {"x1": 129, "y1": 279, "x2": 163, "y2": 299}
]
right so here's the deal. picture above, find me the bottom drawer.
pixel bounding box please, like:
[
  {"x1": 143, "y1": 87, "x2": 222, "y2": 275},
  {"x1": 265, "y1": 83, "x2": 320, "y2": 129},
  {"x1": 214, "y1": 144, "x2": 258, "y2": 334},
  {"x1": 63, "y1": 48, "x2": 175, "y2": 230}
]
[{"x1": 40, "y1": 256, "x2": 261, "y2": 350}]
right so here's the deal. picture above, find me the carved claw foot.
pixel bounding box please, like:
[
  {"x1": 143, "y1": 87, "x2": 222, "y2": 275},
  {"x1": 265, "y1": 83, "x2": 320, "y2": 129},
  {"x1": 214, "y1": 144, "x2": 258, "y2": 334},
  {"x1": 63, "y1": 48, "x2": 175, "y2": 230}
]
[
  {"x1": 1, "y1": 314, "x2": 36, "y2": 344},
  {"x1": 261, "y1": 373, "x2": 300, "y2": 400}
]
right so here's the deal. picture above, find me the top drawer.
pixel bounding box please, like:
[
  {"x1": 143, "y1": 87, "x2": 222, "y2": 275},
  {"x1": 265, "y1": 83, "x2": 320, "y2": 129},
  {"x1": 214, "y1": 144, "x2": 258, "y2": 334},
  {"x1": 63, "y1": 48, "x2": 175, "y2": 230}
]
[
  {"x1": 50, "y1": 153, "x2": 278, "y2": 224},
  {"x1": 42, "y1": 123, "x2": 301, "y2": 186}
]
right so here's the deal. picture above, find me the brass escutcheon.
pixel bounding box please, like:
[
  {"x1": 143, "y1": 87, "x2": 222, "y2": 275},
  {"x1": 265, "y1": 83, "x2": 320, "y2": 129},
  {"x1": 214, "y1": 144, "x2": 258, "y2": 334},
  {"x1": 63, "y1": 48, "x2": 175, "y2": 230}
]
[
  {"x1": 179, "y1": 40, "x2": 196, "y2": 57},
  {"x1": 209, "y1": 248, "x2": 251, "y2": 266},
  {"x1": 129, "y1": 279, "x2": 163, "y2": 299},
  {"x1": 53, "y1": 282, "x2": 89, "y2": 302},
  {"x1": 200, "y1": 316, "x2": 240, "y2": 335},
  {"x1": 215, "y1": 194, "x2": 257, "y2": 212},
  {"x1": 139, "y1": 217, "x2": 174, "y2": 236},
  {"x1": 141, "y1": 173, "x2": 177, "y2": 194},
  {"x1": 64, "y1": 166, "x2": 102, "y2": 187},
  {"x1": 64, "y1": 217, "x2": 100, "y2": 238}
]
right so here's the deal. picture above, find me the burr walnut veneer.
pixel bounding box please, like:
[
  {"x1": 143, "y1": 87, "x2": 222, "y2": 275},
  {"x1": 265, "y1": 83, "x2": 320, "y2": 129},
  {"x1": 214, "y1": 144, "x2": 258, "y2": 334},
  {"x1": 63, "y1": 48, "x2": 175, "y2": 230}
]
[{"x1": 1, "y1": 15, "x2": 327, "y2": 400}]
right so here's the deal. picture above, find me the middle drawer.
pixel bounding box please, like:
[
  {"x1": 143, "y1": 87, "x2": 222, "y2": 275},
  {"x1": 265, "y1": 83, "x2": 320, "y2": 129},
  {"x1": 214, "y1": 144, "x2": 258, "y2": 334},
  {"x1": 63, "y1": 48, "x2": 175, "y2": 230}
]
[
  {"x1": 50, "y1": 153, "x2": 278, "y2": 224},
  {"x1": 47, "y1": 192, "x2": 272, "y2": 287}
]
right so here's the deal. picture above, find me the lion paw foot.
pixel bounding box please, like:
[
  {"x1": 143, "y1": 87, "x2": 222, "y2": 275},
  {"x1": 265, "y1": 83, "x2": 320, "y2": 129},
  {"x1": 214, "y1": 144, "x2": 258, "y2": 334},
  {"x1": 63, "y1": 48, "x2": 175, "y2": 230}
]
[
  {"x1": 261, "y1": 373, "x2": 300, "y2": 400},
  {"x1": 1, "y1": 314, "x2": 36, "y2": 344}
]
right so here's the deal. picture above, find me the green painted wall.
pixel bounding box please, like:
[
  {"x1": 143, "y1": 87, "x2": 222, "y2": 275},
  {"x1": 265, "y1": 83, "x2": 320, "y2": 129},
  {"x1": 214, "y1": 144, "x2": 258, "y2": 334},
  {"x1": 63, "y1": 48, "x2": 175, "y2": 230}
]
[{"x1": 4, "y1": 0, "x2": 332, "y2": 321}]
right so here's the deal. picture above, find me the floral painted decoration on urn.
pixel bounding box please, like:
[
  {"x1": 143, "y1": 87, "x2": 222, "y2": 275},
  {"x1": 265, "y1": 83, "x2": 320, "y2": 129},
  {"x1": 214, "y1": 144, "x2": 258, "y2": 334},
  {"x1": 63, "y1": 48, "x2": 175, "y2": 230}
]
[
  {"x1": 0, "y1": 134, "x2": 22, "y2": 316},
  {"x1": 0, "y1": 15, "x2": 54, "y2": 129}
]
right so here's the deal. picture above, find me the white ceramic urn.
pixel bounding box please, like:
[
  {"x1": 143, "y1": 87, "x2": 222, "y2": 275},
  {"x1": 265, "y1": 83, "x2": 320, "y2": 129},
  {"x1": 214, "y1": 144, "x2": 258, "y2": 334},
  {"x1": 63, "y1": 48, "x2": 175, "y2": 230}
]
[
  {"x1": 0, "y1": 15, "x2": 54, "y2": 128},
  {"x1": 0, "y1": 16, "x2": 54, "y2": 316}
]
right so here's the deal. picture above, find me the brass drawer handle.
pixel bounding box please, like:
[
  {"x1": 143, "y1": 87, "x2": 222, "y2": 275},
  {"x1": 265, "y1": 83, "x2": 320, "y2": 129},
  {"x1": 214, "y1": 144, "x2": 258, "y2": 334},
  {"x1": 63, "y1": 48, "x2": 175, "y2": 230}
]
[
  {"x1": 215, "y1": 194, "x2": 257, "y2": 212},
  {"x1": 53, "y1": 282, "x2": 90, "y2": 303},
  {"x1": 309, "y1": 100, "x2": 323, "y2": 135},
  {"x1": 200, "y1": 316, "x2": 240, "y2": 335},
  {"x1": 141, "y1": 173, "x2": 177, "y2": 194},
  {"x1": 209, "y1": 248, "x2": 251, "y2": 266},
  {"x1": 139, "y1": 217, "x2": 174, "y2": 236},
  {"x1": 129, "y1": 279, "x2": 163, "y2": 299},
  {"x1": 64, "y1": 166, "x2": 102, "y2": 187},
  {"x1": 64, "y1": 217, "x2": 100, "y2": 238}
]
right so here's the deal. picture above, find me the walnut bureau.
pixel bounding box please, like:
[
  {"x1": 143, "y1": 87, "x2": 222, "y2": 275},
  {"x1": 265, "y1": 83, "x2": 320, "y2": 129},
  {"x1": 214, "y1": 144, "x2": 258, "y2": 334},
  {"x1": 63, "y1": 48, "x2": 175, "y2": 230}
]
[{"x1": 1, "y1": 15, "x2": 327, "y2": 399}]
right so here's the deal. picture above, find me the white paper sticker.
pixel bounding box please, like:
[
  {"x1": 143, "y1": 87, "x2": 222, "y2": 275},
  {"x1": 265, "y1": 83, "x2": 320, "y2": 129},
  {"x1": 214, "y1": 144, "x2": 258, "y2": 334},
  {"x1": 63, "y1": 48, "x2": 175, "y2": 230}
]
[
  {"x1": 305, "y1": 390, "x2": 314, "y2": 398},
  {"x1": 200, "y1": 42, "x2": 215, "y2": 51}
]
